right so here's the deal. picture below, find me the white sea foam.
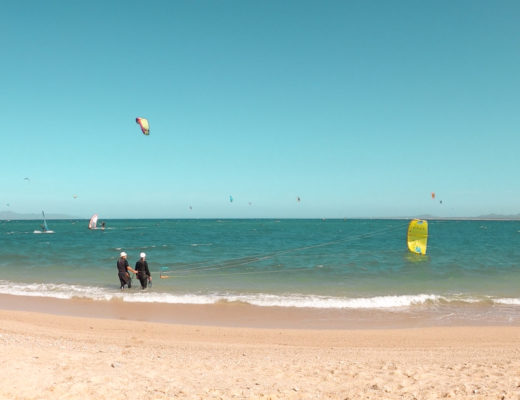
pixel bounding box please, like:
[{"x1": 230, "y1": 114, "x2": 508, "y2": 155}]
[
  {"x1": 495, "y1": 298, "x2": 520, "y2": 305},
  {"x1": 0, "y1": 281, "x2": 114, "y2": 301},
  {"x1": 219, "y1": 293, "x2": 441, "y2": 309},
  {"x1": 0, "y1": 280, "x2": 518, "y2": 309},
  {"x1": 124, "y1": 292, "x2": 442, "y2": 308},
  {"x1": 125, "y1": 292, "x2": 216, "y2": 304}
]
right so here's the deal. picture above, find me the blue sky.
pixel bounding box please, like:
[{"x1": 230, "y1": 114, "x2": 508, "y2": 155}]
[{"x1": 2, "y1": 0, "x2": 520, "y2": 218}]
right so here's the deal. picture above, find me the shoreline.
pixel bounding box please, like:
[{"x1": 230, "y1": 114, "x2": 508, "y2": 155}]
[{"x1": 1, "y1": 293, "x2": 519, "y2": 330}]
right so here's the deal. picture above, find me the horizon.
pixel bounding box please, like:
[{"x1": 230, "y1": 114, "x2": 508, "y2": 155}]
[{"x1": 3, "y1": 210, "x2": 520, "y2": 221}]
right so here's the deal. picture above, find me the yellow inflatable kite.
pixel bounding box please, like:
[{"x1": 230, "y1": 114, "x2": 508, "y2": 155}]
[{"x1": 407, "y1": 219, "x2": 428, "y2": 255}]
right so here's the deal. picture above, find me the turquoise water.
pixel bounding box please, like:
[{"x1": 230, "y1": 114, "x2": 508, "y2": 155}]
[{"x1": 1, "y1": 219, "x2": 519, "y2": 319}]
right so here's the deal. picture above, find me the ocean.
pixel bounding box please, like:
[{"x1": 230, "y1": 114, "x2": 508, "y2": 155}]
[{"x1": 1, "y1": 218, "x2": 519, "y2": 325}]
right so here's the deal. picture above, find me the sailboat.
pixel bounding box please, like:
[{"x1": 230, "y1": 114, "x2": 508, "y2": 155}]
[
  {"x1": 88, "y1": 214, "x2": 98, "y2": 230},
  {"x1": 34, "y1": 211, "x2": 54, "y2": 234},
  {"x1": 88, "y1": 214, "x2": 106, "y2": 230}
]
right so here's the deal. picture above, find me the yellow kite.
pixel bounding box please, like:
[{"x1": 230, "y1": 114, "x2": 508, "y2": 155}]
[{"x1": 407, "y1": 219, "x2": 428, "y2": 255}]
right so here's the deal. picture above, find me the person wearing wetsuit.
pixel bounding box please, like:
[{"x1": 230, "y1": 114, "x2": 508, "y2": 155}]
[
  {"x1": 135, "y1": 252, "x2": 152, "y2": 289},
  {"x1": 117, "y1": 251, "x2": 137, "y2": 289}
]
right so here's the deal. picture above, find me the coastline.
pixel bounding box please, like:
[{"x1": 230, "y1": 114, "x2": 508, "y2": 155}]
[
  {"x1": 1, "y1": 293, "x2": 519, "y2": 330},
  {"x1": 1, "y1": 306, "x2": 520, "y2": 399}
]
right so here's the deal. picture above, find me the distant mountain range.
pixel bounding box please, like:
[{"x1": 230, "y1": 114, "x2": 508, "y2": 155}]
[
  {"x1": 2, "y1": 210, "x2": 520, "y2": 221},
  {"x1": 413, "y1": 213, "x2": 520, "y2": 221},
  {"x1": 0, "y1": 211, "x2": 79, "y2": 220}
]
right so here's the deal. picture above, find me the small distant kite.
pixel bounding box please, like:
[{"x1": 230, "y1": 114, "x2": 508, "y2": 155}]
[
  {"x1": 136, "y1": 117, "x2": 150, "y2": 135},
  {"x1": 297, "y1": 196, "x2": 301, "y2": 202},
  {"x1": 73, "y1": 194, "x2": 78, "y2": 199},
  {"x1": 229, "y1": 195, "x2": 234, "y2": 203},
  {"x1": 189, "y1": 206, "x2": 192, "y2": 210},
  {"x1": 24, "y1": 177, "x2": 30, "y2": 181},
  {"x1": 431, "y1": 192, "x2": 443, "y2": 204}
]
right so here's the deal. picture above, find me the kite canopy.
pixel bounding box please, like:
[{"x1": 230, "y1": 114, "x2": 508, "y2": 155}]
[
  {"x1": 136, "y1": 117, "x2": 150, "y2": 135},
  {"x1": 407, "y1": 219, "x2": 428, "y2": 255}
]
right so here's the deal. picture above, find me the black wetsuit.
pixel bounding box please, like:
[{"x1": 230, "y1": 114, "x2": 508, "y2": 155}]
[
  {"x1": 135, "y1": 260, "x2": 150, "y2": 289},
  {"x1": 117, "y1": 258, "x2": 131, "y2": 289}
]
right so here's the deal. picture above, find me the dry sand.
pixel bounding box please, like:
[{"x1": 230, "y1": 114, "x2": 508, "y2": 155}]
[{"x1": 1, "y1": 307, "x2": 519, "y2": 399}]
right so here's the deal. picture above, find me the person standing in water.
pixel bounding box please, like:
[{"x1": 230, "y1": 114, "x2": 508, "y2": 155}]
[
  {"x1": 135, "y1": 252, "x2": 152, "y2": 289},
  {"x1": 117, "y1": 251, "x2": 137, "y2": 290}
]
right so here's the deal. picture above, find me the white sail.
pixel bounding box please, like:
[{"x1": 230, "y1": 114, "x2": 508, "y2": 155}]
[
  {"x1": 88, "y1": 214, "x2": 98, "y2": 230},
  {"x1": 42, "y1": 211, "x2": 49, "y2": 231},
  {"x1": 34, "y1": 210, "x2": 54, "y2": 234}
]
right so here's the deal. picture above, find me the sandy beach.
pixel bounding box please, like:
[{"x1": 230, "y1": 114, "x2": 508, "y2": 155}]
[{"x1": 0, "y1": 300, "x2": 519, "y2": 399}]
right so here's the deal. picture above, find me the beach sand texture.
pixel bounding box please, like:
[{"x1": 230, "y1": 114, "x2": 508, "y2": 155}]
[{"x1": 1, "y1": 309, "x2": 520, "y2": 399}]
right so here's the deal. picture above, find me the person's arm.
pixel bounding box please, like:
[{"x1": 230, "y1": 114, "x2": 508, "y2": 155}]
[{"x1": 127, "y1": 260, "x2": 137, "y2": 274}]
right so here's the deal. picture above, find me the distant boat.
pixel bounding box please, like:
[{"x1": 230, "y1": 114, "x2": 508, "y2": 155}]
[
  {"x1": 88, "y1": 214, "x2": 105, "y2": 230},
  {"x1": 88, "y1": 214, "x2": 98, "y2": 230},
  {"x1": 34, "y1": 211, "x2": 54, "y2": 234}
]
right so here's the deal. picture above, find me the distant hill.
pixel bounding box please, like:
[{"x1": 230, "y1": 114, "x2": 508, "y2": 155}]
[
  {"x1": 391, "y1": 214, "x2": 520, "y2": 221},
  {"x1": 475, "y1": 213, "x2": 520, "y2": 220},
  {"x1": 2, "y1": 211, "x2": 520, "y2": 221},
  {"x1": 0, "y1": 211, "x2": 79, "y2": 220}
]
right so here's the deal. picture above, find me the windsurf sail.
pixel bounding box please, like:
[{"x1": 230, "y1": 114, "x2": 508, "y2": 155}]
[
  {"x1": 407, "y1": 219, "x2": 428, "y2": 255},
  {"x1": 136, "y1": 117, "x2": 150, "y2": 135},
  {"x1": 42, "y1": 211, "x2": 49, "y2": 232},
  {"x1": 88, "y1": 214, "x2": 98, "y2": 230}
]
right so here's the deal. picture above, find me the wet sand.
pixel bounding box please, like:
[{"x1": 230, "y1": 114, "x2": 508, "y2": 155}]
[
  {"x1": 1, "y1": 294, "x2": 520, "y2": 399},
  {"x1": 0, "y1": 293, "x2": 517, "y2": 330}
]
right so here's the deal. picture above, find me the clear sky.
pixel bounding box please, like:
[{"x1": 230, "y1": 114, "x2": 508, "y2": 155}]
[{"x1": 2, "y1": 0, "x2": 520, "y2": 219}]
